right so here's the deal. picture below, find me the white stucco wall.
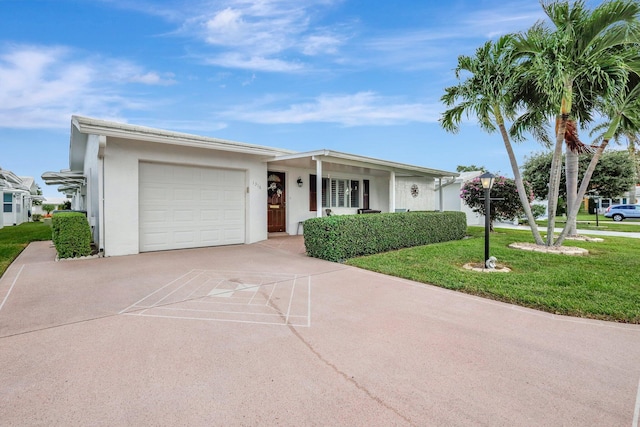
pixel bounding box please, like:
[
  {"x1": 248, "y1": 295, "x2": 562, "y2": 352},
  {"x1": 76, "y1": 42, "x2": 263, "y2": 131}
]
[
  {"x1": 102, "y1": 137, "x2": 268, "y2": 257},
  {"x1": 2, "y1": 192, "x2": 29, "y2": 226},
  {"x1": 266, "y1": 166, "x2": 406, "y2": 234},
  {"x1": 278, "y1": 167, "x2": 316, "y2": 234},
  {"x1": 440, "y1": 181, "x2": 483, "y2": 226},
  {"x1": 270, "y1": 168, "x2": 442, "y2": 233},
  {"x1": 395, "y1": 177, "x2": 435, "y2": 211},
  {"x1": 84, "y1": 134, "x2": 101, "y2": 245}
]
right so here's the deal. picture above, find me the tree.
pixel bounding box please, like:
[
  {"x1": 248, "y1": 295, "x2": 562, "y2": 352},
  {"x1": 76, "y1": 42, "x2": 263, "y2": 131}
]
[
  {"x1": 42, "y1": 204, "x2": 55, "y2": 215},
  {"x1": 523, "y1": 150, "x2": 636, "y2": 201},
  {"x1": 456, "y1": 165, "x2": 487, "y2": 173},
  {"x1": 514, "y1": 0, "x2": 640, "y2": 245},
  {"x1": 460, "y1": 176, "x2": 534, "y2": 230},
  {"x1": 441, "y1": 36, "x2": 545, "y2": 245},
  {"x1": 32, "y1": 186, "x2": 43, "y2": 206}
]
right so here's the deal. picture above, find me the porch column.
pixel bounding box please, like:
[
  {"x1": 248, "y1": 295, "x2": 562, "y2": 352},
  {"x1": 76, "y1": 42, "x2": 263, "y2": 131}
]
[
  {"x1": 315, "y1": 158, "x2": 322, "y2": 218},
  {"x1": 12, "y1": 193, "x2": 17, "y2": 225},
  {"x1": 389, "y1": 171, "x2": 396, "y2": 212},
  {"x1": 439, "y1": 178, "x2": 444, "y2": 212}
]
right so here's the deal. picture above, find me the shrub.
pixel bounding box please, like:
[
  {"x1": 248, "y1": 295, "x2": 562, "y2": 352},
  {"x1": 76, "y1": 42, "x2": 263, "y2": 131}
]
[
  {"x1": 31, "y1": 213, "x2": 43, "y2": 222},
  {"x1": 531, "y1": 204, "x2": 547, "y2": 219},
  {"x1": 51, "y1": 212, "x2": 92, "y2": 258},
  {"x1": 460, "y1": 176, "x2": 534, "y2": 224},
  {"x1": 303, "y1": 211, "x2": 467, "y2": 262},
  {"x1": 42, "y1": 204, "x2": 55, "y2": 215}
]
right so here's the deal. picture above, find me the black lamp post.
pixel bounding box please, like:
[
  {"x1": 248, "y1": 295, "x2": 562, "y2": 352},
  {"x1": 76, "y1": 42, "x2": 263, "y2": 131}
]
[{"x1": 479, "y1": 172, "x2": 495, "y2": 268}]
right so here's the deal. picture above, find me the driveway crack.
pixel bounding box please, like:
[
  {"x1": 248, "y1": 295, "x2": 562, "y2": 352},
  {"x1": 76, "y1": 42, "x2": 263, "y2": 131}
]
[{"x1": 285, "y1": 323, "x2": 416, "y2": 426}]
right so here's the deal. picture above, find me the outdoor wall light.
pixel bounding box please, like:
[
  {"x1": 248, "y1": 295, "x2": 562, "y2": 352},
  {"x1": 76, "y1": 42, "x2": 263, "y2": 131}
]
[{"x1": 297, "y1": 177, "x2": 303, "y2": 187}]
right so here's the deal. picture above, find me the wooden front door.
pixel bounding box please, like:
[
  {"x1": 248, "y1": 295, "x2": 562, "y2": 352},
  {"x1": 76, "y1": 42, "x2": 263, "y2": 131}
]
[{"x1": 267, "y1": 171, "x2": 286, "y2": 232}]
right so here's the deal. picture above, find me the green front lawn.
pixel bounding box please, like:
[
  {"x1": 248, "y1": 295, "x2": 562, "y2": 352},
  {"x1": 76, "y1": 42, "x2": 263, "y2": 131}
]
[
  {"x1": 346, "y1": 226, "x2": 640, "y2": 323},
  {"x1": 0, "y1": 222, "x2": 52, "y2": 277},
  {"x1": 533, "y1": 213, "x2": 640, "y2": 232}
]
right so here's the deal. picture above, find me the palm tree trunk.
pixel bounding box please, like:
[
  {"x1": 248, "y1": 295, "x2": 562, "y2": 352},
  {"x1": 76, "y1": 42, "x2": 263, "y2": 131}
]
[
  {"x1": 547, "y1": 116, "x2": 567, "y2": 246},
  {"x1": 555, "y1": 139, "x2": 610, "y2": 246},
  {"x1": 565, "y1": 148, "x2": 579, "y2": 236},
  {"x1": 629, "y1": 136, "x2": 638, "y2": 204},
  {"x1": 496, "y1": 110, "x2": 544, "y2": 245}
]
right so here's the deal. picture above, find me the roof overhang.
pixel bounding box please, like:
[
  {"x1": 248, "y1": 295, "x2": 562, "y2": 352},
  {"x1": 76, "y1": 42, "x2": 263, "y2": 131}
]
[
  {"x1": 71, "y1": 116, "x2": 294, "y2": 161},
  {"x1": 41, "y1": 170, "x2": 86, "y2": 193},
  {"x1": 0, "y1": 168, "x2": 24, "y2": 186},
  {"x1": 268, "y1": 149, "x2": 459, "y2": 179},
  {"x1": 0, "y1": 169, "x2": 31, "y2": 192}
]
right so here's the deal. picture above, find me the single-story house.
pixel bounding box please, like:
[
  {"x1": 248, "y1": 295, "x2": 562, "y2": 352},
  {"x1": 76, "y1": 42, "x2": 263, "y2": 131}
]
[
  {"x1": 0, "y1": 168, "x2": 40, "y2": 228},
  {"x1": 43, "y1": 116, "x2": 458, "y2": 257}
]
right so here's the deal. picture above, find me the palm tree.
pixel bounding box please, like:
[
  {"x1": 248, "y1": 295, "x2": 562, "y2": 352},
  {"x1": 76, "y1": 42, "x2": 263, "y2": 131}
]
[
  {"x1": 441, "y1": 36, "x2": 545, "y2": 245},
  {"x1": 514, "y1": 0, "x2": 640, "y2": 246},
  {"x1": 556, "y1": 69, "x2": 640, "y2": 245}
]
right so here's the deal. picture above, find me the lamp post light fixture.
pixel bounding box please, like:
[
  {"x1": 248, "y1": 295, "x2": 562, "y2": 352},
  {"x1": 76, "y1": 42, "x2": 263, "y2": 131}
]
[
  {"x1": 479, "y1": 172, "x2": 495, "y2": 268},
  {"x1": 296, "y1": 177, "x2": 303, "y2": 187}
]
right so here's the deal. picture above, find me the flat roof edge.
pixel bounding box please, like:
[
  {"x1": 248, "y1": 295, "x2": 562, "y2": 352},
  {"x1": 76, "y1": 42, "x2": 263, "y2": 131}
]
[{"x1": 72, "y1": 115, "x2": 294, "y2": 157}]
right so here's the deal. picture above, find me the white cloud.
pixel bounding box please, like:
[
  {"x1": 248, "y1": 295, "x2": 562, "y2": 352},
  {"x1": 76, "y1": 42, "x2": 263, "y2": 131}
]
[
  {"x1": 302, "y1": 32, "x2": 344, "y2": 55},
  {"x1": 205, "y1": 52, "x2": 304, "y2": 72},
  {"x1": 0, "y1": 44, "x2": 174, "y2": 129},
  {"x1": 463, "y1": 4, "x2": 544, "y2": 38},
  {"x1": 219, "y1": 91, "x2": 440, "y2": 126},
  {"x1": 181, "y1": 0, "x2": 346, "y2": 72}
]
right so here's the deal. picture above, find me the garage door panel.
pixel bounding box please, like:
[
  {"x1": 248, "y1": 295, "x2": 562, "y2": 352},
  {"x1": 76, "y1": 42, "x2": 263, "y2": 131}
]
[
  {"x1": 199, "y1": 210, "x2": 221, "y2": 221},
  {"x1": 140, "y1": 209, "x2": 169, "y2": 223},
  {"x1": 224, "y1": 190, "x2": 243, "y2": 202},
  {"x1": 142, "y1": 231, "x2": 171, "y2": 247},
  {"x1": 173, "y1": 230, "x2": 196, "y2": 244},
  {"x1": 175, "y1": 189, "x2": 196, "y2": 201},
  {"x1": 223, "y1": 209, "x2": 243, "y2": 221},
  {"x1": 223, "y1": 228, "x2": 243, "y2": 241},
  {"x1": 140, "y1": 165, "x2": 172, "y2": 183},
  {"x1": 139, "y1": 163, "x2": 245, "y2": 252},
  {"x1": 200, "y1": 189, "x2": 220, "y2": 200},
  {"x1": 200, "y1": 229, "x2": 222, "y2": 244},
  {"x1": 174, "y1": 167, "x2": 197, "y2": 181},
  {"x1": 173, "y1": 209, "x2": 195, "y2": 222},
  {"x1": 201, "y1": 168, "x2": 222, "y2": 180}
]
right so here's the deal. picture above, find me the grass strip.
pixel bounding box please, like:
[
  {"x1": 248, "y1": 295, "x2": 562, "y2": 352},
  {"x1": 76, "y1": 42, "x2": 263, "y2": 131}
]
[
  {"x1": 0, "y1": 222, "x2": 52, "y2": 277},
  {"x1": 346, "y1": 226, "x2": 640, "y2": 323}
]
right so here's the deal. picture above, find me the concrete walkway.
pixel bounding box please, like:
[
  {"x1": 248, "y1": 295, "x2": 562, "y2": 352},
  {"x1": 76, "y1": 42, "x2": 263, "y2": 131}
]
[
  {"x1": 495, "y1": 221, "x2": 640, "y2": 239},
  {"x1": 1, "y1": 238, "x2": 639, "y2": 426}
]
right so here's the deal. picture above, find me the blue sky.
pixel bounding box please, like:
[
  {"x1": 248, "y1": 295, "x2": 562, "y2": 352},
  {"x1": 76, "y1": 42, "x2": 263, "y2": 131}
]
[{"x1": 0, "y1": 0, "x2": 581, "y2": 197}]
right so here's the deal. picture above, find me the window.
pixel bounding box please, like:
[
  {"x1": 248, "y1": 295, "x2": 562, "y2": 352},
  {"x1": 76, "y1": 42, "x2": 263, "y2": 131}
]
[
  {"x1": 309, "y1": 176, "x2": 361, "y2": 209},
  {"x1": 3, "y1": 193, "x2": 12, "y2": 213},
  {"x1": 322, "y1": 178, "x2": 330, "y2": 207}
]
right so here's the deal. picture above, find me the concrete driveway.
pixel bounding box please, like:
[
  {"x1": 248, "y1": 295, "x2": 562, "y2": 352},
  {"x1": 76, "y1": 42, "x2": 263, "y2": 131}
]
[{"x1": 1, "y1": 237, "x2": 639, "y2": 426}]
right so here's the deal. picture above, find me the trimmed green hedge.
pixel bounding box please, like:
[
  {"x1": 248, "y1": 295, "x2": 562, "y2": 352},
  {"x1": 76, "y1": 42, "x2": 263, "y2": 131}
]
[
  {"x1": 304, "y1": 211, "x2": 467, "y2": 262},
  {"x1": 51, "y1": 212, "x2": 92, "y2": 259}
]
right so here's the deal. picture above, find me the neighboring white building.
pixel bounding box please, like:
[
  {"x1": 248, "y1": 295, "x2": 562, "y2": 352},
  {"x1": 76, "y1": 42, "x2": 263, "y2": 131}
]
[
  {"x1": 32, "y1": 197, "x2": 67, "y2": 215},
  {"x1": 0, "y1": 168, "x2": 41, "y2": 227},
  {"x1": 434, "y1": 171, "x2": 485, "y2": 226},
  {"x1": 42, "y1": 116, "x2": 458, "y2": 257}
]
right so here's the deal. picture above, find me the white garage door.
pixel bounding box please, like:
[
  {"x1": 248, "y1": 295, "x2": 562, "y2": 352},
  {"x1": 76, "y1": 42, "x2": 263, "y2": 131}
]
[{"x1": 139, "y1": 162, "x2": 246, "y2": 252}]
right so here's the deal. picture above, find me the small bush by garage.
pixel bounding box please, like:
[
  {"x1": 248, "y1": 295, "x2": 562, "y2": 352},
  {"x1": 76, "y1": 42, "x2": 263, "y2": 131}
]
[{"x1": 52, "y1": 212, "x2": 92, "y2": 259}]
